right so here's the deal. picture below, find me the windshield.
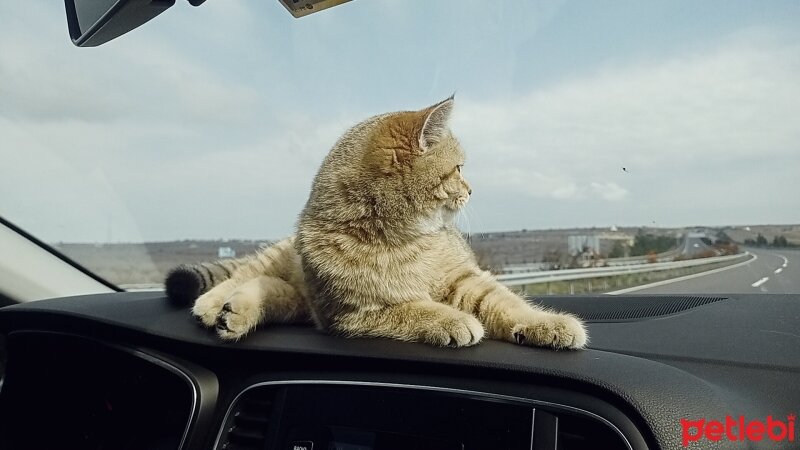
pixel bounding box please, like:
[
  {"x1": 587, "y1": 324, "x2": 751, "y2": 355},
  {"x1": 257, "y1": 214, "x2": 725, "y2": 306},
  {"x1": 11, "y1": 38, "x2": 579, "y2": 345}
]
[{"x1": 1, "y1": 1, "x2": 798, "y2": 295}]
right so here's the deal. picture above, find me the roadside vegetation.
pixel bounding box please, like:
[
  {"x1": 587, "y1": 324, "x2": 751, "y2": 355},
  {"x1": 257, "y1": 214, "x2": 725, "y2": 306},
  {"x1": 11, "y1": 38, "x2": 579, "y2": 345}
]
[
  {"x1": 630, "y1": 232, "x2": 676, "y2": 256},
  {"x1": 512, "y1": 255, "x2": 749, "y2": 296},
  {"x1": 742, "y1": 233, "x2": 796, "y2": 248}
]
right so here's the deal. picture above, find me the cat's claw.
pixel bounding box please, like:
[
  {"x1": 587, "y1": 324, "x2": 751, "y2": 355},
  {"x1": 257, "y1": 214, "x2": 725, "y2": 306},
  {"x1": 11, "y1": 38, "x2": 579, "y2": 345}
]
[
  {"x1": 214, "y1": 308, "x2": 249, "y2": 340},
  {"x1": 213, "y1": 295, "x2": 263, "y2": 341},
  {"x1": 192, "y1": 290, "x2": 228, "y2": 328},
  {"x1": 215, "y1": 316, "x2": 233, "y2": 332},
  {"x1": 511, "y1": 314, "x2": 587, "y2": 350}
]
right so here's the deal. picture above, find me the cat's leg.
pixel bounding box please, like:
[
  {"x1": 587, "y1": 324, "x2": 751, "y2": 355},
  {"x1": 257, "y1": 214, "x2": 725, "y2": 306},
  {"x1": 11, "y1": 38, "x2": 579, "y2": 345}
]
[
  {"x1": 332, "y1": 300, "x2": 484, "y2": 347},
  {"x1": 444, "y1": 270, "x2": 587, "y2": 349},
  {"x1": 191, "y1": 237, "x2": 302, "y2": 329},
  {"x1": 214, "y1": 275, "x2": 309, "y2": 341}
]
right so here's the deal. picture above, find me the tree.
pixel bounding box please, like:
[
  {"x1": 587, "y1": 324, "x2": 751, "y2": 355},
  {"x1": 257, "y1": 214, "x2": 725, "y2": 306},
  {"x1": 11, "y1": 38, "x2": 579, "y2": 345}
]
[
  {"x1": 756, "y1": 234, "x2": 768, "y2": 246},
  {"x1": 772, "y1": 235, "x2": 789, "y2": 247},
  {"x1": 608, "y1": 241, "x2": 626, "y2": 258},
  {"x1": 630, "y1": 233, "x2": 676, "y2": 256}
]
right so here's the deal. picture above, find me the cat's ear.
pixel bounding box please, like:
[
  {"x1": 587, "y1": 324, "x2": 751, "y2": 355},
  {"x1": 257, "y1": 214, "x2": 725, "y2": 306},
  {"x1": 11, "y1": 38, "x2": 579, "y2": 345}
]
[{"x1": 418, "y1": 96, "x2": 454, "y2": 152}]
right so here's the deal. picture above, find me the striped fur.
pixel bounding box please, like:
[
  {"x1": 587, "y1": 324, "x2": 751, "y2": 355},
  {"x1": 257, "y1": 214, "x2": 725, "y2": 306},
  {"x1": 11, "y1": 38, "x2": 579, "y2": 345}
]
[
  {"x1": 165, "y1": 260, "x2": 235, "y2": 305},
  {"x1": 167, "y1": 97, "x2": 587, "y2": 349}
]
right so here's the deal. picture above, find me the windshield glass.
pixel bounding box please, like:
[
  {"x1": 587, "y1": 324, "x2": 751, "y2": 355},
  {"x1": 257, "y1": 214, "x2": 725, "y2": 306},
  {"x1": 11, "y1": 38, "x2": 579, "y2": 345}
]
[{"x1": 1, "y1": 1, "x2": 798, "y2": 294}]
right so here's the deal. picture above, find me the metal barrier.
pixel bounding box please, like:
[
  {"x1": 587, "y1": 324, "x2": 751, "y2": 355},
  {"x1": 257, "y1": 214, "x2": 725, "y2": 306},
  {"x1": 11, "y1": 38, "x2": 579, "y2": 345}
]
[{"x1": 496, "y1": 252, "x2": 750, "y2": 287}]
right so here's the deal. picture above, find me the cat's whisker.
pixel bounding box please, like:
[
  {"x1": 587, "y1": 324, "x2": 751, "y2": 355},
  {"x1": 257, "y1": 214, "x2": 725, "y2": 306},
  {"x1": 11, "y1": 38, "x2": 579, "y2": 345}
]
[
  {"x1": 457, "y1": 209, "x2": 472, "y2": 242},
  {"x1": 463, "y1": 205, "x2": 480, "y2": 239},
  {"x1": 464, "y1": 203, "x2": 488, "y2": 241}
]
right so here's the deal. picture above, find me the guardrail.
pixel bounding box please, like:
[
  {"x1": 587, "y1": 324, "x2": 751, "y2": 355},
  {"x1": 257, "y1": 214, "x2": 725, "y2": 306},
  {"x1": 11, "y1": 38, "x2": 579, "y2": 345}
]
[
  {"x1": 499, "y1": 247, "x2": 681, "y2": 274},
  {"x1": 605, "y1": 247, "x2": 681, "y2": 266},
  {"x1": 496, "y1": 252, "x2": 750, "y2": 287},
  {"x1": 121, "y1": 252, "x2": 749, "y2": 292}
]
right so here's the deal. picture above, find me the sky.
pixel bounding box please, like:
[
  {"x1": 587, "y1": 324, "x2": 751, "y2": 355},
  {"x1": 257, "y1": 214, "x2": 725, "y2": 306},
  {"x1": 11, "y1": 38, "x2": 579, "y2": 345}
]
[{"x1": 1, "y1": 0, "x2": 799, "y2": 243}]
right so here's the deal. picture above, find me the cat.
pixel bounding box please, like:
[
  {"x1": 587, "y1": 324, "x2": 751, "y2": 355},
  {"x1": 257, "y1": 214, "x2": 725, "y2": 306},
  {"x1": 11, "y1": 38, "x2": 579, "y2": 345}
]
[{"x1": 165, "y1": 97, "x2": 587, "y2": 349}]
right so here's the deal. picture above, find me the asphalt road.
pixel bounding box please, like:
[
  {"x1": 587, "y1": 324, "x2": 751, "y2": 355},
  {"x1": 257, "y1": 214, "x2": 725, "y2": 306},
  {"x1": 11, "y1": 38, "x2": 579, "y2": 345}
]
[{"x1": 618, "y1": 247, "x2": 800, "y2": 295}]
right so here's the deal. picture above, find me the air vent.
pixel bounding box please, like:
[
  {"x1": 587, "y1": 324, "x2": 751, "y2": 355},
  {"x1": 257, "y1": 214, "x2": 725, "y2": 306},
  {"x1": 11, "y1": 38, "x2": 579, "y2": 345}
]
[
  {"x1": 533, "y1": 295, "x2": 727, "y2": 322},
  {"x1": 533, "y1": 409, "x2": 629, "y2": 450},
  {"x1": 216, "y1": 387, "x2": 278, "y2": 450}
]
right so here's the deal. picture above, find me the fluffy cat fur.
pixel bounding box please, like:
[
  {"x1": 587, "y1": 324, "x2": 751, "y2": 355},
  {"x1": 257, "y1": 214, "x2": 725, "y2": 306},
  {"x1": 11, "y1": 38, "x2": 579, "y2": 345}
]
[{"x1": 165, "y1": 97, "x2": 587, "y2": 349}]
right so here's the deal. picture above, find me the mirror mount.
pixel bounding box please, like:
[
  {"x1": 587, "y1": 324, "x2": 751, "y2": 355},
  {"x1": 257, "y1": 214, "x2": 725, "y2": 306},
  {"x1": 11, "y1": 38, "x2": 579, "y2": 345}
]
[
  {"x1": 277, "y1": 0, "x2": 352, "y2": 18},
  {"x1": 65, "y1": 0, "x2": 352, "y2": 48},
  {"x1": 65, "y1": 0, "x2": 177, "y2": 47}
]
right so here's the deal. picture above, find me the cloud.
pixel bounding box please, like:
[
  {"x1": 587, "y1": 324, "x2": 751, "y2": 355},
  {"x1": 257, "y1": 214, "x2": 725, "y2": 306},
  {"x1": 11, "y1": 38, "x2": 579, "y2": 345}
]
[
  {"x1": 456, "y1": 28, "x2": 800, "y2": 163},
  {"x1": 451, "y1": 27, "x2": 800, "y2": 228},
  {"x1": 473, "y1": 167, "x2": 627, "y2": 202},
  {"x1": 590, "y1": 182, "x2": 628, "y2": 201},
  {"x1": 0, "y1": 2, "x2": 263, "y2": 126},
  {"x1": 1, "y1": 1, "x2": 799, "y2": 242}
]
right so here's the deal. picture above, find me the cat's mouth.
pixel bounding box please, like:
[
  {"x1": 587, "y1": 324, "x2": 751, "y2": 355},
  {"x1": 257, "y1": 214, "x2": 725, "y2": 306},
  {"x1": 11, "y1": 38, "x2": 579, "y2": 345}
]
[{"x1": 446, "y1": 195, "x2": 469, "y2": 211}]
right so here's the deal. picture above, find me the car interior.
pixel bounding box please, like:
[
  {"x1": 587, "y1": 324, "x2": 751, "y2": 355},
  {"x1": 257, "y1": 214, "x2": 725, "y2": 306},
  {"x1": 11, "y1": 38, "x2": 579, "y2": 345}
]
[
  {"x1": 2, "y1": 281, "x2": 799, "y2": 449},
  {"x1": 1, "y1": 1, "x2": 798, "y2": 450}
]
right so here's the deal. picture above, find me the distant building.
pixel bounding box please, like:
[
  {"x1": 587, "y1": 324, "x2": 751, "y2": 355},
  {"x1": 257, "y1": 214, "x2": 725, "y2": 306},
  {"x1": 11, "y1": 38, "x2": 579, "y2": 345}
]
[
  {"x1": 567, "y1": 235, "x2": 600, "y2": 256},
  {"x1": 217, "y1": 247, "x2": 236, "y2": 258},
  {"x1": 568, "y1": 232, "x2": 634, "y2": 256}
]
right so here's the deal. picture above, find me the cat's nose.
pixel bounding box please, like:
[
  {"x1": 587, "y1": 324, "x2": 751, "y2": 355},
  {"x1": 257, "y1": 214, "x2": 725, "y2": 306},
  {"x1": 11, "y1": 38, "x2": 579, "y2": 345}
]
[{"x1": 468, "y1": 188, "x2": 472, "y2": 195}]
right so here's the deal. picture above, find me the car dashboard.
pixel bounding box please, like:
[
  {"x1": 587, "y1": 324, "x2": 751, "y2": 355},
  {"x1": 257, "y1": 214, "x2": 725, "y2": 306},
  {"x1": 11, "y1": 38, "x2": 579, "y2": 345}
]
[{"x1": 0, "y1": 291, "x2": 798, "y2": 450}]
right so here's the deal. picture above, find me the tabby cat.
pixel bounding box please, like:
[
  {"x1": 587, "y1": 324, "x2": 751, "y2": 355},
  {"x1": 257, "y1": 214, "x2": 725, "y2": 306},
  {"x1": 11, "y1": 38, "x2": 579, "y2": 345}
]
[{"x1": 165, "y1": 97, "x2": 587, "y2": 349}]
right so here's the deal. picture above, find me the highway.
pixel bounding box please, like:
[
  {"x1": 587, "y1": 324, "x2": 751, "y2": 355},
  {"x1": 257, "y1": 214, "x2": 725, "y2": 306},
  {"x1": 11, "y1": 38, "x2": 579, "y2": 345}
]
[
  {"x1": 614, "y1": 247, "x2": 800, "y2": 295},
  {"x1": 679, "y1": 231, "x2": 718, "y2": 258}
]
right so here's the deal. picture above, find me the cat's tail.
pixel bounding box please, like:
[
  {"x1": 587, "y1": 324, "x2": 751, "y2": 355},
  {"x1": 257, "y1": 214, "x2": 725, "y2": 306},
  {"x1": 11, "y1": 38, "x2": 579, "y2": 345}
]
[{"x1": 164, "y1": 259, "x2": 238, "y2": 306}]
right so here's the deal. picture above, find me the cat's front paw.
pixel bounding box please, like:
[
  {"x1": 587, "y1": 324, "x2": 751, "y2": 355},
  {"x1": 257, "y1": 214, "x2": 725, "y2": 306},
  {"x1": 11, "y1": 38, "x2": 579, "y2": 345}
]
[
  {"x1": 212, "y1": 290, "x2": 264, "y2": 341},
  {"x1": 191, "y1": 290, "x2": 227, "y2": 328},
  {"x1": 511, "y1": 313, "x2": 587, "y2": 350},
  {"x1": 422, "y1": 313, "x2": 485, "y2": 347}
]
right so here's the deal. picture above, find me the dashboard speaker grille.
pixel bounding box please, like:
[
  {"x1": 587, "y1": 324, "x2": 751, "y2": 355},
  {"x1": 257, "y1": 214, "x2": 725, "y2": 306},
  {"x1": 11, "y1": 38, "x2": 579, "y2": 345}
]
[{"x1": 532, "y1": 295, "x2": 728, "y2": 322}]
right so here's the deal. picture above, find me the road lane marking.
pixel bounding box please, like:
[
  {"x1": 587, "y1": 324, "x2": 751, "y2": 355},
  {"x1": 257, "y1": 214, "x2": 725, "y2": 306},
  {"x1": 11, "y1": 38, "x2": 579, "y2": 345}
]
[
  {"x1": 779, "y1": 254, "x2": 788, "y2": 268},
  {"x1": 607, "y1": 252, "x2": 757, "y2": 295},
  {"x1": 775, "y1": 268, "x2": 783, "y2": 274},
  {"x1": 751, "y1": 277, "x2": 769, "y2": 288}
]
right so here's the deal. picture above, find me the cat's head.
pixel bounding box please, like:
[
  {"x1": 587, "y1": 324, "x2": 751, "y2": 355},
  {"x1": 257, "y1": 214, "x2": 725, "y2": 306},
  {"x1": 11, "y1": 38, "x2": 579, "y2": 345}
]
[
  {"x1": 306, "y1": 97, "x2": 471, "y2": 236},
  {"x1": 369, "y1": 96, "x2": 470, "y2": 211}
]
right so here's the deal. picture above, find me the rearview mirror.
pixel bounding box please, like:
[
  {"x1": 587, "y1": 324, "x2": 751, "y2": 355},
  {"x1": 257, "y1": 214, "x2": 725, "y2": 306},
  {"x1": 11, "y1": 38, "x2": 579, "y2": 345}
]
[
  {"x1": 64, "y1": 0, "x2": 177, "y2": 47},
  {"x1": 65, "y1": 0, "x2": 352, "y2": 47}
]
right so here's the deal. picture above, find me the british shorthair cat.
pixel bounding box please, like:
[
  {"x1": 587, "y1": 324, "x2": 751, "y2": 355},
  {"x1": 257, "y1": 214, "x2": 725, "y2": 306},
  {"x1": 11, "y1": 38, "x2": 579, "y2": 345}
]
[{"x1": 166, "y1": 97, "x2": 587, "y2": 350}]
